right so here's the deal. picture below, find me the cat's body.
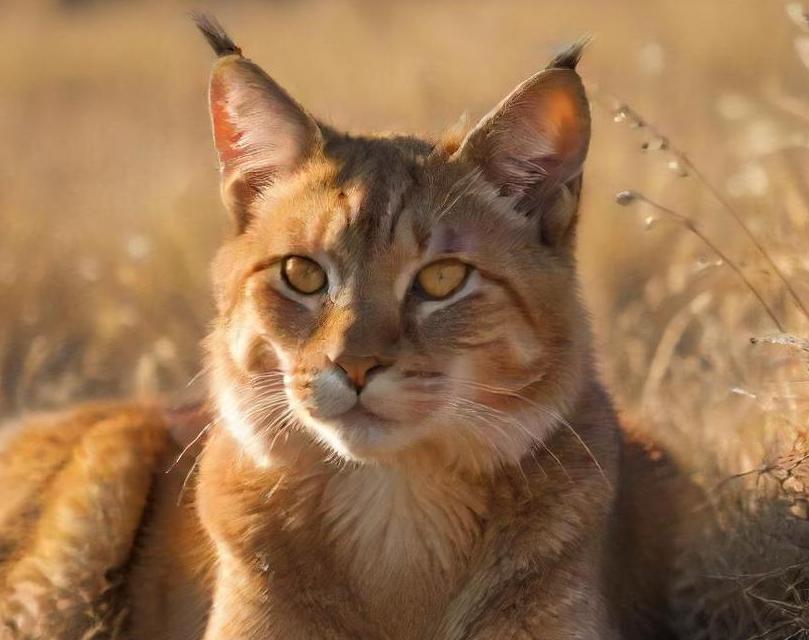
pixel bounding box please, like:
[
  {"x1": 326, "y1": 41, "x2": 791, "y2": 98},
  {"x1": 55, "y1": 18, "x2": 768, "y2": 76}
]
[
  {"x1": 0, "y1": 17, "x2": 690, "y2": 640},
  {"x1": 0, "y1": 388, "x2": 682, "y2": 640}
]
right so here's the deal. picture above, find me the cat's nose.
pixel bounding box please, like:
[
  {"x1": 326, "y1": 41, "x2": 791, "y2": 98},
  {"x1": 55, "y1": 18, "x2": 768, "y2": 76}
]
[{"x1": 334, "y1": 355, "x2": 385, "y2": 392}]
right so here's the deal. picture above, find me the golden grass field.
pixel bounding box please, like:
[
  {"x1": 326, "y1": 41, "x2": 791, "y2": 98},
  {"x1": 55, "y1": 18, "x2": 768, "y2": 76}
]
[{"x1": 2, "y1": 0, "x2": 809, "y2": 635}]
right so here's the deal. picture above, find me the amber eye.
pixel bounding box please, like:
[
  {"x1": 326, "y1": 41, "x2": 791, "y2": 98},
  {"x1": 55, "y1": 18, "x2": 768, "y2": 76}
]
[
  {"x1": 415, "y1": 259, "x2": 470, "y2": 300},
  {"x1": 281, "y1": 256, "x2": 327, "y2": 295}
]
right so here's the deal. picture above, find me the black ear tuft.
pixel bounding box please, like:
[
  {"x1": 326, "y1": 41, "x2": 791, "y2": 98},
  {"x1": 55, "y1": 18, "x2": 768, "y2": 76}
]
[
  {"x1": 546, "y1": 37, "x2": 590, "y2": 71},
  {"x1": 192, "y1": 12, "x2": 242, "y2": 57}
]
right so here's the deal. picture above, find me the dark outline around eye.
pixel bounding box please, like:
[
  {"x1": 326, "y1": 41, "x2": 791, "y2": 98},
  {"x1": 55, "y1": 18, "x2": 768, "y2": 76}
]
[{"x1": 280, "y1": 255, "x2": 328, "y2": 295}]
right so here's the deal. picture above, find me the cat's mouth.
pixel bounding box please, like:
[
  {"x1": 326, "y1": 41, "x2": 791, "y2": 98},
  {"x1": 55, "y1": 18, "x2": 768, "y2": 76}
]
[
  {"x1": 291, "y1": 389, "x2": 441, "y2": 459},
  {"x1": 328, "y1": 404, "x2": 393, "y2": 429},
  {"x1": 281, "y1": 369, "x2": 456, "y2": 458}
]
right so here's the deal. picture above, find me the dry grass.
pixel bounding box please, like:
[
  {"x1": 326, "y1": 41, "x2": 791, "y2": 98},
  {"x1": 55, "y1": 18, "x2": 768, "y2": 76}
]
[
  {"x1": 591, "y1": 8, "x2": 809, "y2": 631},
  {"x1": 2, "y1": 0, "x2": 809, "y2": 636}
]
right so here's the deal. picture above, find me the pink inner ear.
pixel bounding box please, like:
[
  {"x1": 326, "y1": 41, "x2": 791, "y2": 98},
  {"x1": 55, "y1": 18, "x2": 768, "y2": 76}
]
[
  {"x1": 458, "y1": 68, "x2": 590, "y2": 196},
  {"x1": 540, "y1": 92, "x2": 576, "y2": 158},
  {"x1": 210, "y1": 75, "x2": 244, "y2": 168},
  {"x1": 544, "y1": 91, "x2": 581, "y2": 158},
  {"x1": 205, "y1": 55, "x2": 323, "y2": 230}
]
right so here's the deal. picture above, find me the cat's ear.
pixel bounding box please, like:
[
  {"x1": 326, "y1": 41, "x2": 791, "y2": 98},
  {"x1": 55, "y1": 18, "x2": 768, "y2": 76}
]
[
  {"x1": 456, "y1": 43, "x2": 590, "y2": 246},
  {"x1": 195, "y1": 15, "x2": 322, "y2": 232}
]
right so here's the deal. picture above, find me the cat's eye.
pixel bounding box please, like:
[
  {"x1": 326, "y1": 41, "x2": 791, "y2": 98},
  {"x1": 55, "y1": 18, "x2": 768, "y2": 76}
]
[
  {"x1": 281, "y1": 256, "x2": 327, "y2": 295},
  {"x1": 415, "y1": 259, "x2": 470, "y2": 300}
]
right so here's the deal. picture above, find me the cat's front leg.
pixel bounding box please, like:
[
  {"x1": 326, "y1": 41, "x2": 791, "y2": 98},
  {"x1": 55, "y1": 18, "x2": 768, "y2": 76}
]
[
  {"x1": 202, "y1": 559, "x2": 370, "y2": 640},
  {"x1": 435, "y1": 549, "x2": 618, "y2": 640},
  {"x1": 196, "y1": 431, "x2": 375, "y2": 640},
  {"x1": 203, "y1": 558, "x2": 383, "y2": 640},
  {"x1": 461, "y1": 576, "x2": 616, "y2": 640}
]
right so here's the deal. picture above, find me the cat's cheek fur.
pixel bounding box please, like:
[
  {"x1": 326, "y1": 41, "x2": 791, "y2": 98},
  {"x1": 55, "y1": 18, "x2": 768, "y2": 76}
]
[
  {"x1": 306, "y1": 368, "x2": 357, "y2": 418},
  {"x1": 227, "y1": 321, "x2": 292, "y2": 374},
  {"x1": 217, "y1": 383, "x2": 274, "y2": 467},
  {"x1": 504, "y1": 321, "x2": 546, "y2": 369}
]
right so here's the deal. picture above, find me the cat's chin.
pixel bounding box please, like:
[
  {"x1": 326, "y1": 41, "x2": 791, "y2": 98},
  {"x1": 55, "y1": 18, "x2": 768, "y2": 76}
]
[{"x1": 301, "y1": 408, "x2": 432, "y2": 462}]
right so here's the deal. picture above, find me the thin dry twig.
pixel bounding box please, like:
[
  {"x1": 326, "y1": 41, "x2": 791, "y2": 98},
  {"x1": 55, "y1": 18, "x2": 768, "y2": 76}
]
[
  {"x1": 600, "y1": 92, "x2": 809, "y2": 328},
  {"x1": 615, "y1": 190, "x2": 786, "y2": 332}
]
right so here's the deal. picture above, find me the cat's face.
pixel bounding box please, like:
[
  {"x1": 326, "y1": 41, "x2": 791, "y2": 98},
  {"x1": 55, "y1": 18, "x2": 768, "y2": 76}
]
[{"x1": 203, "y1": 37, "x2": 591, "y2": 468}]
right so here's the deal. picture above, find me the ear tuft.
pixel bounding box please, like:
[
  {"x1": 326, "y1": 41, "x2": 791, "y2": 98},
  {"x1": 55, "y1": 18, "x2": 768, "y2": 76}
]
[
  {"x1": 546, "y1": 37, "x2": 590, "y2": 71},
  {"x1": 192, "y1": 13, "x2": 242, "y2": 58}
]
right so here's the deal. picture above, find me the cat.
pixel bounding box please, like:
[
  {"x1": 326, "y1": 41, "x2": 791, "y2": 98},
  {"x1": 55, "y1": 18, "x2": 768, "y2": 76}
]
[{"x1": 0, "y1": 15, "x2": 691, "y2": 640}]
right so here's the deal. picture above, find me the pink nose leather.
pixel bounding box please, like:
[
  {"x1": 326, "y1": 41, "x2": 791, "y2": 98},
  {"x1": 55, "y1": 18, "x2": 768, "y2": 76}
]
[{"x1": 334, "y1": 355, "x2": 382, "y2": 390}]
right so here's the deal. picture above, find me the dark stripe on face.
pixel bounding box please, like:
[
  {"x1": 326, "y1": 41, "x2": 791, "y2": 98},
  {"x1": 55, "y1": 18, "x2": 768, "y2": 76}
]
[
  {"x1": 356, "y1": 161, "x2": 418, "y2": 248},
  {"x1": 386, "y1": 163, "x2": 424, "y2": 247},
  {"x1": 477, "y1": 268, "x2": 542, "y2": 337},
  {"x1": 326, "y1": 135, "x2": 428, "y2": 255}
]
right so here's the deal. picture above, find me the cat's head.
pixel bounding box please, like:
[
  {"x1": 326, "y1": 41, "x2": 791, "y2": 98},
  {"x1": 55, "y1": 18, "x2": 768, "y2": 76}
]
[{"x1": 197, "y1": 16, "x2": 592, "y2": 470}]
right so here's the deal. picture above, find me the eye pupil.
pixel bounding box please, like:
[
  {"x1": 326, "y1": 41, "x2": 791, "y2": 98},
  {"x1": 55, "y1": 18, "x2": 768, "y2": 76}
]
[{"x1": 282, "y1": 256, "x2": 327, "y2": 294}]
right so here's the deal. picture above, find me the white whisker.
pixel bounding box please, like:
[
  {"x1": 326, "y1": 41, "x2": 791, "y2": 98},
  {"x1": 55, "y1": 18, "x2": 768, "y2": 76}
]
[{"x1": 447, "y1": 377, "x2": 611, "y2": 487}]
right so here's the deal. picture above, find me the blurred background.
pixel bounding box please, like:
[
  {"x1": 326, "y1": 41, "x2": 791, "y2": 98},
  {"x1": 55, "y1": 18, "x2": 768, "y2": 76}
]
[{"x1": 1, "y1": 0, "x2": 809, "y2": 633}]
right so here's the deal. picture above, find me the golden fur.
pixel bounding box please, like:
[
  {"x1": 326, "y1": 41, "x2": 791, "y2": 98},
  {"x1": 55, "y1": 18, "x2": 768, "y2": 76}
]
[{"x1": 0, "y1": 18, "x2": 693, "y2": 640}]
